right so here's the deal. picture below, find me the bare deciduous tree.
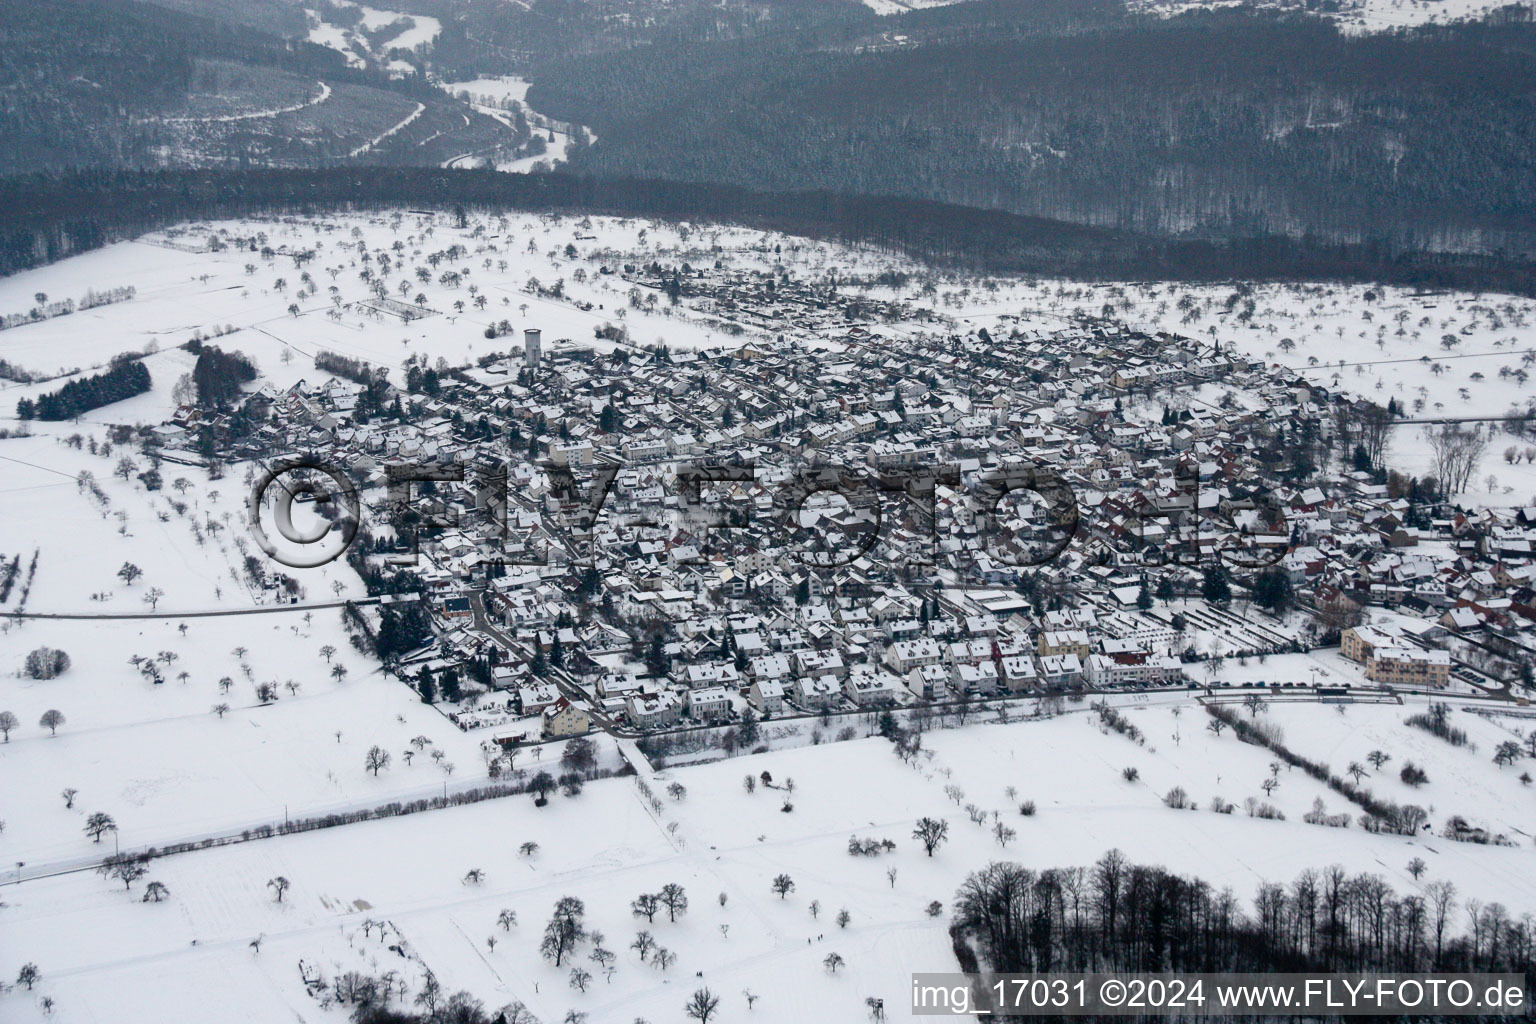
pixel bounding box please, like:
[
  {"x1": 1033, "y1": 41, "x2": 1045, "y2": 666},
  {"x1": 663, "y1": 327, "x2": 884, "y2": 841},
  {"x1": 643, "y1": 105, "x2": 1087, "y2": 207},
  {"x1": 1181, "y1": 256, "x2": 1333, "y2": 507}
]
[
  {"x1": 913, "y1": 817, "x2": 949, "y2": 856},
  {"x1": 1428, "y1": 424, "x2": 1489, "y2": 495},
  {"x1": 685, "y1": 988, "x2": 720, "y2": 1023},
  {"x1": 365, "y1": 745, "x2": 391, "y2": 776}
]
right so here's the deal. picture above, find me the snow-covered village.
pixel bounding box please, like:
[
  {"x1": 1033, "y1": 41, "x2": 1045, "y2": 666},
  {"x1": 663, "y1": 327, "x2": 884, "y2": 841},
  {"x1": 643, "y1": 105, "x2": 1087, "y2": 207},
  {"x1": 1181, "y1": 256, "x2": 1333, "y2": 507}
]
[
  {"x1": 6, "y1": 0, "x2": 1536, "y2": 1022},
  {"x1": 1, "y1": 206, "x2": 1535, "y2": 1023}
]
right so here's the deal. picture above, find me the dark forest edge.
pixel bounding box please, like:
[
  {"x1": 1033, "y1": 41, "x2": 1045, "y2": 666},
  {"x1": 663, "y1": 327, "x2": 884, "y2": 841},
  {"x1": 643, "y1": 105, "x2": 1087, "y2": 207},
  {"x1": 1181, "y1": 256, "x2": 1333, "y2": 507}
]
[
  {"x1": 322, "y1": 849, "x2": 1536, "y2": 1024},
  {"x1": 6, "y1": 168, "x2": 1536, "y2": 295}
]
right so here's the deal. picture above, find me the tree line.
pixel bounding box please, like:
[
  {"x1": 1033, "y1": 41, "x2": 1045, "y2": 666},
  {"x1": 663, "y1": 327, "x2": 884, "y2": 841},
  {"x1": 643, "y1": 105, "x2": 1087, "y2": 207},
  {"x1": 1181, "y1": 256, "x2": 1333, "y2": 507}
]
[
  {"x1": 953, "y1": 850, "x2": 1534, "y2": 1000},
  {"x1": 16, "y1": 358, "x2": 151, "y2": 421},
  {"x1": 4, "y1": 168, "x2": 1536, "y2": 295}
]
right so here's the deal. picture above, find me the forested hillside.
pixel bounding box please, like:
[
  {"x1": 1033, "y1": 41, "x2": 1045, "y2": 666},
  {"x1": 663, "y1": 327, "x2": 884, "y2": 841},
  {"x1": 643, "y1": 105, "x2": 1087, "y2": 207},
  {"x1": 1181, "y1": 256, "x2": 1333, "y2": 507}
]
[
  {"x1": 0, "y1": 0, "x2": 527, "y2": 173},
  {"x1": 530, "y1": 0, "x2": 1536, "y2": 252}
]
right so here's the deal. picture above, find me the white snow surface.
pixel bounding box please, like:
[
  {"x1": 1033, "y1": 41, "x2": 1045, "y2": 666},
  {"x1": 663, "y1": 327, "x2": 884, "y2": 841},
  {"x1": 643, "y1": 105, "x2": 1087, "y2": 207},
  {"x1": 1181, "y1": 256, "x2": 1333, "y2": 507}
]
[{"x1": 5, "y1": 702, "x2": 1536, "y2": 1023}]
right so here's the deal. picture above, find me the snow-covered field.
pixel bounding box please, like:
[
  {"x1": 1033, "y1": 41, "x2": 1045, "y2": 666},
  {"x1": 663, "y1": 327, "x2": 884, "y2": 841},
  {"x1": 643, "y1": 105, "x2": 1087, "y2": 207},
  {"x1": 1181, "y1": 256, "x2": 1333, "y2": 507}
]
[
  {"x1": 439, "y1": 77, "x2": 591, "y2": 173},
  {"x1": 1127, "y1": 0, "x2": 1521, "y2": 32},
  {"x1": 858, "y1": 0, "x2": 977, "y2": 15},
  {"x1": 868, "y1": 0, "x2": 1499, "y2": 27},
  {"x1": 5, "y1": 704, "x2": 1535, "y2": 1023},
  {"x1": 356, "y1": 6, "x2": 441, "y2": 51},
  {"x1": 306, "y1": 3, "x2": 442, "y2": 70}
]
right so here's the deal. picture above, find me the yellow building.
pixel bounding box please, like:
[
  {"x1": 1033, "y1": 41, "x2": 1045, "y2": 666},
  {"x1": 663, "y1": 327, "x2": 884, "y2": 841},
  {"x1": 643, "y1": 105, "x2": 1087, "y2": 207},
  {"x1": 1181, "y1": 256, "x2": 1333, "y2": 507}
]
[
  {"x1": 542, "y1": 697, "x2": 592, "y2": 738},
  {"x1": 1037, "y1": 629, "x2": 1090, "y2": 660},
  {"x1": 1365, "y1": 647, "x2": 1450, "y2": 688}
]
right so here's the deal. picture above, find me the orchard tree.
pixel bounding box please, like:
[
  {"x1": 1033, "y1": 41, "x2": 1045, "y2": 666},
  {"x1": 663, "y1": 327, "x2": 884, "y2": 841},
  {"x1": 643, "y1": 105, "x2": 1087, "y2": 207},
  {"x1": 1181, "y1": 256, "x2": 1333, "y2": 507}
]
[
  {"x1": 117, "y1": 562, "x2": 142, "y2": 585},
  {"x1": 540, "y1": 896, "x2": 588, "y2": 967},
  {"x1": 824, "y1": 952, "x2": 845, "y2": 974},
  {"x1": 62, "y1": 787, "x2": 78, "y2": 808},
  {"x1": 913, "y1": 817, "x2": 949, "y2": 856},
  {"x1": 0, "y1": 710, "x2": 17, "y2": 741},
  {"x1": 659, "y1": 883, "x2": 689, "y2": 922},
  {"x1": 365, "y1": 746, "x2": 392, "y2": 776},
  {"x1": 268, "y1": 875, "x2": 291, "y2": 902},
  {"x1": 632, "y1": 892, "x2": 661, "y2": 923},
  {"x1": 685, "y1": 988, "x2": 720, "y2": 1024},
  {"x1": 771, "y1": 873, "x2": 795, "y2": 899},
  {"x1": 84, "y1": 811, "x2": 116, "y2": 842},
  {"x1": 589, "y1": 945, "x2": 616, "y2": 971},
  {"x1": 143, "y1": 880, "x2": 170, "y2": 902},
  {"x1": 101, "y1": 852, "x2": 147, "y2": 890},
  {"x1": 17, "y1": 963, "x2": 39, "y2": 990},
  {"x1": 320, "y1": 645, "x2": 337, "y2": 663},
  {"x1": 40, "y1": 709, "x2": 65, "y2": 735}
]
